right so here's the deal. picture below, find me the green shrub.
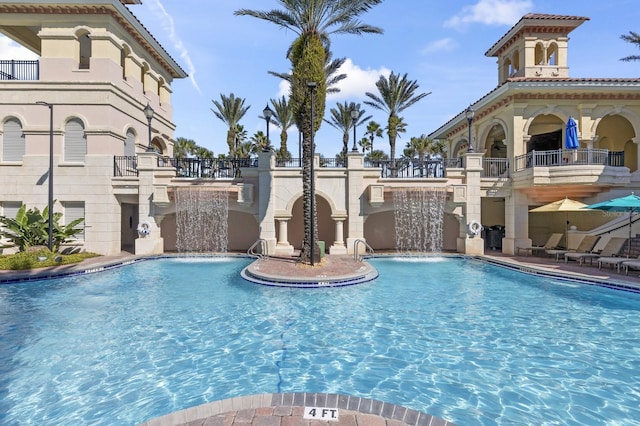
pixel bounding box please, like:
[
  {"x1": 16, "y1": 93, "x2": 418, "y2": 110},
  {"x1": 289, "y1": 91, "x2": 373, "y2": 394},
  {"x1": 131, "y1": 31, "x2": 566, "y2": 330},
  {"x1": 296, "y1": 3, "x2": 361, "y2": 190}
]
[{"x1": 0, "y1": 249, "x2": 99, "y2": 270}]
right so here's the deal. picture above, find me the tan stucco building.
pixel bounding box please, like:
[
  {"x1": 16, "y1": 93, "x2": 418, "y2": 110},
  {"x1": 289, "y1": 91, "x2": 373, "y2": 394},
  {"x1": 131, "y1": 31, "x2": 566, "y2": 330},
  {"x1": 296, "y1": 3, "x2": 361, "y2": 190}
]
[{"x1": 1, "y1": 5, "x2": 639, "y2": 257}]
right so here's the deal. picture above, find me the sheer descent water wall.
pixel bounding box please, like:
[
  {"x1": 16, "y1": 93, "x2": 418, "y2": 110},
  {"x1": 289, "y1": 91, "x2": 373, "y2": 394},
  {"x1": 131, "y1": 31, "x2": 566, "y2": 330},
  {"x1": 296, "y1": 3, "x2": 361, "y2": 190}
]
[
  {"x1": 175, "y1": 188, "x2": 228, "y2": 253},
  {"x1": 393, "y1": 188, "x2": 446, "y2": 252}
]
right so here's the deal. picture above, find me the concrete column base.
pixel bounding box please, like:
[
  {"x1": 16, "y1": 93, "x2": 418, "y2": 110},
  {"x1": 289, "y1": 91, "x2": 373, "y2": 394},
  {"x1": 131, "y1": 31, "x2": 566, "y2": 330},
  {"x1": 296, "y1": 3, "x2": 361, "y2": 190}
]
[
  {"x1": 502, "y1": 237, "x2": 531, "y2": 255},
  {"x1": 135, "y1": 237, "x2": 164, "y2": 255},
  {"x1": 274, "y1": 244, "x2": 295, "y2": 256},
  {"x1": 329, "y1": 244, "x2": 348, "y2": 255},
  {"x1": 457, "y1": 236, "x2": 485, "y2": 255}
]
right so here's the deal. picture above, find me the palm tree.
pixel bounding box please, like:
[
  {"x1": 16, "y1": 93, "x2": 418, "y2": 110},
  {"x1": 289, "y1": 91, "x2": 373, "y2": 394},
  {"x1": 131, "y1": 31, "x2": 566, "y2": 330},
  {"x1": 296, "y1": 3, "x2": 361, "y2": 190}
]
[
  {"x1": 325, "y1": 101, "x2": 372, "y2": 159},
  {"x1": 364, "y1": 120, "x2": 383, "y2": 154},
  {"x1": 251, "y1": 130, "x2": 269, "y2": 153},
  {"x1": 211, "y1": 93, "x2": 250, "y2": 157},
  {"x1": 173, "y1": 137, "x2": 197, "y2": 158},
  {"x1": 358, "y1": 136, "x2": 371, "y2": 153},
  {"x1": 236, "y1": 0, "x2": 383, "y2": 264},
  {"x1": 269, "y1": 96, "x2": 295, "y2": 160},
  {"x1": 621, "y1": 31, "x2": 640, "y2": 62},
  {"x1": 365, "y1": 149, "x2": 388, "y2": 167},
  {"x1": 364, "y1": 72, "x2": 430, "y2": 175},
  {"x1": 194, "y1": 146, "x2": 214, "y2": 159},
  {"x1": 269, "y1": 49, "x2": 348, "y2": 95}
]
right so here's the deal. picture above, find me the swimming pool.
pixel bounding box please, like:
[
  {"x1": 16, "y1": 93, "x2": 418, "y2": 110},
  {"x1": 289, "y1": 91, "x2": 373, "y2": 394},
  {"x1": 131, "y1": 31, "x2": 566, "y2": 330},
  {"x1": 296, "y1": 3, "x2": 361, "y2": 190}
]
[{"x1": 1, "y1": 256, "x2": 639, "y2": 425}]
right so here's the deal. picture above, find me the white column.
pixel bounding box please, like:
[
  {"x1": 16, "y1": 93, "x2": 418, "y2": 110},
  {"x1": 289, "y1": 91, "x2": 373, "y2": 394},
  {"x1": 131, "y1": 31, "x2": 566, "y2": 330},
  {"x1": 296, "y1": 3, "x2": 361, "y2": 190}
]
[
  {"x1": 329, "y1": 217, "x2": 347, "y2": 254},
  {"x1": 274, "y1": 216, "x2": 294, "y2": 255}
]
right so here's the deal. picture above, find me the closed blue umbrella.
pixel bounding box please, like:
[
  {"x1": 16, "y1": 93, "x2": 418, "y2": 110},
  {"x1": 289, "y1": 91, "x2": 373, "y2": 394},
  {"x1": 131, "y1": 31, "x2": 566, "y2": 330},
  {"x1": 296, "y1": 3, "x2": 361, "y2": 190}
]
[
  {"x1": 586, "y1": 193, "x2": 640, "y2": 256},
  {"x1": 565, "y1": 116, "x2": 579, "y2": 149}
]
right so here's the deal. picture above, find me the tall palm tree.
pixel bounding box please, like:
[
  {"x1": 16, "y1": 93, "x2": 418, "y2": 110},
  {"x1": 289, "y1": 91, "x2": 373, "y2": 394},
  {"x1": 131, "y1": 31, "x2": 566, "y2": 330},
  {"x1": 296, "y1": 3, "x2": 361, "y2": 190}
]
[
  {"x1": 269, "y1": 96, "x2": 295, "y2": 160},
  {"x1": 173, "y1": 137, "x2": 197, "y2": 158},
  {"x1": 364, "y1": 72, "x2": 430, "y2": 175},
  {"x1": 325, "y1": 101, "x2": 372, "y2": 159},
  {"x1": 236, "y1": 0, "x2": 383, "y2": 264},
  {"x1": 211, "y1": 93, "x2": 251, "y2": 157},
  {"x1": 364, "y1": 120, "x2": 383, "y2": 154},
  {"x1": 621, "y1": 31, "x2": 640, "y2": 62}
]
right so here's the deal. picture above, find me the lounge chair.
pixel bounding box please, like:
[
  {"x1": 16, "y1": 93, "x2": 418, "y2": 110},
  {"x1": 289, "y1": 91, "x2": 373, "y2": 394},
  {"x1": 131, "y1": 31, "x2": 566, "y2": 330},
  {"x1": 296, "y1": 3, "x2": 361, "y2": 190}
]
[
  {"x1": 546, "y1": 235, "x2": 600, "y2": 262},
  {"x1": 516, "y1": 233, "x2": 563, "y2": 256},
  {"x1": 622, "y1": 258, "x2": 640, "y2": 275},
  {"x1": 564, "y1": 237, "x2": 626, "y2": 266},
  {"x1": 598, "y1": 253, "x2": 637, "y2": 272}
]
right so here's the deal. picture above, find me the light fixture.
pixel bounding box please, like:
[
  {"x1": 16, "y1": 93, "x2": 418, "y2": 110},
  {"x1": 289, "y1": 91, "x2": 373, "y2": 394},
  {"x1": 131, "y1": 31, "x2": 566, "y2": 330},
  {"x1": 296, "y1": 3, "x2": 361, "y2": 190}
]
[
  {"x1": 36, "y1": 101, "x2": 54, "y2": 252},
  {"x1": 350, "y1": 108, "x2": 359, "y2": 152},
  {"x1": 262, "y1": 104, "x2": 273, "y2": 152},
  {"x1": 465, "y1": 107, "x2": 475, "y2": 153},
  {"x1": 143, "y1": 103, "x2": 154, "y2": 152}
]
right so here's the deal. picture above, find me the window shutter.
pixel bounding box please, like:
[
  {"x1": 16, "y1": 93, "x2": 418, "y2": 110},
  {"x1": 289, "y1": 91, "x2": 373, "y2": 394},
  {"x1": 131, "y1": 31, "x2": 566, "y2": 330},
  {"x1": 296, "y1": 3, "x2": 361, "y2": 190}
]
[
  {"x1": 64, "y1": 119, "x2": 86, "y2": 163},
  {"x1": 2, "y1": 118, "x2": 25, "y2": 162},
  {"x1": 64, "y1": 201, "x2": 85, "y2": 240}
]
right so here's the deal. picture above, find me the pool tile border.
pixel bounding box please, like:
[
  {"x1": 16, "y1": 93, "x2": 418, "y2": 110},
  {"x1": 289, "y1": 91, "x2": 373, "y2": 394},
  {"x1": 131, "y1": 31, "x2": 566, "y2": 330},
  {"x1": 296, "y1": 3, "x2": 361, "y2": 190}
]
[{"x1": 139, "y1": 393, "x2": 454, "y2": 426}]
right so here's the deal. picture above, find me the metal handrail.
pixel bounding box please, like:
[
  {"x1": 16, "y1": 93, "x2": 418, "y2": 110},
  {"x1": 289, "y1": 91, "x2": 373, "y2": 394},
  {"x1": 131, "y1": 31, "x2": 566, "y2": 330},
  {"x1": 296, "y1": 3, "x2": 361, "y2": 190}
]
[
  {"x1": 353, "y1": 239, "x2": 374, "y2": 262},
  {"x1": 247, "y1": 239, "x2": 268, "y2": 259}
]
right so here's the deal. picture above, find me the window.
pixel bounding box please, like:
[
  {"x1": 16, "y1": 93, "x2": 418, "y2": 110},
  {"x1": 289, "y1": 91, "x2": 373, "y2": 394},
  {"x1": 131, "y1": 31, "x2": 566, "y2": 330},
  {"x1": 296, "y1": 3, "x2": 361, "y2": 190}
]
[
  {"x1": 64, "y1": 118, "x2": 86, "y2": 163},
  {"x1": 124, "y1": 129, "x2": 136, "y2": 156},
  {"x1": 64, "y1": 201, "x2": 85, "y2": 240},
  {"x1": 79, "y1": 32, "x2": 91, "y2": 69},
  {"x1": 2, "y1": 118, "x2": 25, "y2": 162},
  {"x1": 1, "y1": 201, "x2": 22, "y2": 219}
]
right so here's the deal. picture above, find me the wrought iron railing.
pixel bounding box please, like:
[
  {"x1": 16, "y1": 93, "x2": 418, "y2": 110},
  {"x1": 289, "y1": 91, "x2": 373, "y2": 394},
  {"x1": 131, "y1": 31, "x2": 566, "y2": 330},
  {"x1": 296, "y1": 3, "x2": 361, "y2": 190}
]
[
  {"x1": 368, "y1": 159, "x2": 447, "y2": 178},
  {"x1": 483, "y1": 158, "x2": 509, "y2": 177},
  {"x1": 113, "y1": 156, "x2": 138, "y2": 177},
  {"x1": 514, "y1": 149, "x2": 625, "y2": 171},
  {"x1": 158, "y1": 157, "x2": 258, "y2": 178},
  {"x1": 0, "y1": 60, "x2": 39, "y2": 80}
]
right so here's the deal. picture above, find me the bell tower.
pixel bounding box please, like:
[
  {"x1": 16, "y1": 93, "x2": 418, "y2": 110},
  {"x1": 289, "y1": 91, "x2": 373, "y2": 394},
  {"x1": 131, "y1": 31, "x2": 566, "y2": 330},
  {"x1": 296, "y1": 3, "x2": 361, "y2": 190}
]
[{"x1": 485, "y1": 13, "x2": 589, "y2": 84}]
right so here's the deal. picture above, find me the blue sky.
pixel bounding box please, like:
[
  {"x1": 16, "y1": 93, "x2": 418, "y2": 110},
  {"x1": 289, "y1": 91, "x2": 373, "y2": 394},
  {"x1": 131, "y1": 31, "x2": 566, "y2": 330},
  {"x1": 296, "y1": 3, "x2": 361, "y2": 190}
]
[{"x1": 1, "y1": 0, "x2": 638, "y2": 157}]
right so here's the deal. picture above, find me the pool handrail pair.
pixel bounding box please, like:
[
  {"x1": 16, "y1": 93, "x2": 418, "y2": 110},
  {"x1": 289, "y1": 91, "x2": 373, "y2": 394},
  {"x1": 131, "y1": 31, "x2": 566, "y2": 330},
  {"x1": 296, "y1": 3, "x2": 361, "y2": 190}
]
[
  {"x1": 247, "y1": 239, "x2": 268, "y2": 259},
  {"x1": 353, "y1": 239, "x2": 374, "y2": 262}
]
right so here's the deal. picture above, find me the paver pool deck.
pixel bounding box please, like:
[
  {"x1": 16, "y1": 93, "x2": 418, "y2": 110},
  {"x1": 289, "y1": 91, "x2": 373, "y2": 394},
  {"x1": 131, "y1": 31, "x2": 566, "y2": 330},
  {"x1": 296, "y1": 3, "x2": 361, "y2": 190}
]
[{"x1": 2, "y1": 251, "x2": 640, "y2": 425}]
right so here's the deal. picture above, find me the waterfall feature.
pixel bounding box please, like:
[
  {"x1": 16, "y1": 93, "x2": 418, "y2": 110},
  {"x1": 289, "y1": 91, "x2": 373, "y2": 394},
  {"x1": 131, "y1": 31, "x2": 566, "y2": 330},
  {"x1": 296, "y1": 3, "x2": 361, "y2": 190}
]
[
  {"x1": 175, "y1": 188, "x2": 228, "y2": 253},
  {"x1": 393, "y1": 188, "x2": 446, "y2": 252}
]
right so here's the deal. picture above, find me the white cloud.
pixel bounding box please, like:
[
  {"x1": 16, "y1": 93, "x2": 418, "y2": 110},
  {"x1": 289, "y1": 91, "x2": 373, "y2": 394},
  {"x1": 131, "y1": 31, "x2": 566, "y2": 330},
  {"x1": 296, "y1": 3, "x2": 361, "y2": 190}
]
[
  {"x1": 146, "y1": 0, "x2": 200, "y2": 93},
  {"x1": 421, "y1": 38, "x2": 458, "y2": 55},
  {"x1": 329, "y1": 59, "x2": 390, "y2": 100},
  {"x1": 275, "y1": 59, "x2": 390, "y2": 101},
  {"x1": 0, "y1": 35, "x2": 38, "y2": 60},
  {"x1": 444, "y1": 0, "x2": 533, "y2": 29}
]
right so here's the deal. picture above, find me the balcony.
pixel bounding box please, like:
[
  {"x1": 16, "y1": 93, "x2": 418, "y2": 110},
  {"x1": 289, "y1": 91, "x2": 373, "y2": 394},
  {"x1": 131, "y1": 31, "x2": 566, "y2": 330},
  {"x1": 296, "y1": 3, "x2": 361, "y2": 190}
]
[
  {"x1": 0, "y1": 60, "x2": 39, "y2": 80},
  {"x1": 512, "y1": 148, "x2": 630, "y2": 203}
]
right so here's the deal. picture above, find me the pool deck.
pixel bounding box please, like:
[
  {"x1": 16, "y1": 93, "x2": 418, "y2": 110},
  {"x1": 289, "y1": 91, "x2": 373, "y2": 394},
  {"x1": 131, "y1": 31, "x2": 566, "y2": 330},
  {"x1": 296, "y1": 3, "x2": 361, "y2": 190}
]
[{"x1": 3, "y1": 250, "x2": 640, "y2": 425}]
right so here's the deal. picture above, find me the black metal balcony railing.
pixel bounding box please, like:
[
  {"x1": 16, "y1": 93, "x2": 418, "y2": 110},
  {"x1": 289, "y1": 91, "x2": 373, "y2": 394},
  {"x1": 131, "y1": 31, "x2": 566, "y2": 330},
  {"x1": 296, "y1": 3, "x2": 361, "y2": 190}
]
[
  {"x1": 158, "y1": 157, "x2": 258, "y2": 178},
  {"x1": 364, "y1": 159, "x2": 447, "y2": 178},
  {"x1": 113, "y1": 156, "x2": 138, "y2": 177},
  {"x1": 0, "y1": 60, "x2": 39, "y2": 80},
  {"x1": 514, "y1": 149, "x2": 625, "y2": 171}
]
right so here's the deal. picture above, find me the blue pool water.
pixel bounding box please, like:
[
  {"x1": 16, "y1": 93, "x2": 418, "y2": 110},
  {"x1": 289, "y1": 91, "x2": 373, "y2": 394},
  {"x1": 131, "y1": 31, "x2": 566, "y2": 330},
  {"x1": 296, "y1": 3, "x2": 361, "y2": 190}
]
[{"x1": 1, "y1": 256, "x2": 640, "y2": 425}]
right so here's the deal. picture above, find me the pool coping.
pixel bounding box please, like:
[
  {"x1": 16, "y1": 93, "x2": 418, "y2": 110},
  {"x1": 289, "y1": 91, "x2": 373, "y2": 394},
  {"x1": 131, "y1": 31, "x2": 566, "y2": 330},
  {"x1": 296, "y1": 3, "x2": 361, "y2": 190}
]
[{"x1": 138, "y1": 393, "x2": 455, "y2": 426}]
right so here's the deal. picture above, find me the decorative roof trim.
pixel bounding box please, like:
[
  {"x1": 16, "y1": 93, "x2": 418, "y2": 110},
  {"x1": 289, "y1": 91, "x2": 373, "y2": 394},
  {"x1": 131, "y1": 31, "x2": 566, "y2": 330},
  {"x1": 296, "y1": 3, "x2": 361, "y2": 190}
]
[{"x1": 485, "y1": 13, "x2": 589, "y2": 57}]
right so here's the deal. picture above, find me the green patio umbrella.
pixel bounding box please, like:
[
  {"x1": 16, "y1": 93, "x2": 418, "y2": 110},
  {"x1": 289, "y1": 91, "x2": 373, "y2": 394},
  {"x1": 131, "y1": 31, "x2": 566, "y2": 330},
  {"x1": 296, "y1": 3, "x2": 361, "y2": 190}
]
[{"x1": 585, "y1": 193, "x2": 640, "y2": 257}]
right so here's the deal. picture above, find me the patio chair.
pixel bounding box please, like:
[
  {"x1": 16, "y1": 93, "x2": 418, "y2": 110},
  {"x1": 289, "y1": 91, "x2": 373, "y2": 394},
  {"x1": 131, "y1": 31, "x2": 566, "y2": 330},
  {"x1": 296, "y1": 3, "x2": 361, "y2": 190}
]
[
  {"x1": 564, "y1": 237, "x2": 626, "y2": 266},
  {"x1": 546, "y1": 235, "x2": 600, "y2": 262},
  {"x1": 516, "y1": 233, "x2": 563, "y2": 256},
  {"x1": 599, "y1": 253, "x2": 638, "y2": 273}
]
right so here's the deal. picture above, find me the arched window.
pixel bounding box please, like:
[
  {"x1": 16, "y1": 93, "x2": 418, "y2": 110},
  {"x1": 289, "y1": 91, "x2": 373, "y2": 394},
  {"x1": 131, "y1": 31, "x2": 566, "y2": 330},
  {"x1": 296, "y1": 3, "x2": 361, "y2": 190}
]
[
  {"x1": 79, "y1": 32, "x2": 91, "y2": 69},
  {"x1": 2, "y1": 118, "x2": 25, "y2": 162},
  {"x1": 141, "y1": 63, "x2": 149, "y2": 94},
  {"x1": 124, "y1": 129, "x2": 136, "y2": 156},
  {"x1": 64, "y1": 118, "x2": 86, "y2": 163},
  {"x1": 547, "y1": 42, "x2": 558, "y2": 66},
  {"x1": 535, "y1": 43, "x2": 545, "y2": 65}
]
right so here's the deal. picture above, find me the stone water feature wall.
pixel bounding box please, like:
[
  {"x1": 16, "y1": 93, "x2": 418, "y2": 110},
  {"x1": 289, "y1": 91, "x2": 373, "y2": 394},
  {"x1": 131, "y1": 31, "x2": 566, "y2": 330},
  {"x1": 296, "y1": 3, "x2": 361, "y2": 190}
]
[
  {"x1": 393, "y1": 188, "x2": 446, "y2": 252},
  {"x1": 175, "y1": 188, "x2": 228, "y2": 253}
]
